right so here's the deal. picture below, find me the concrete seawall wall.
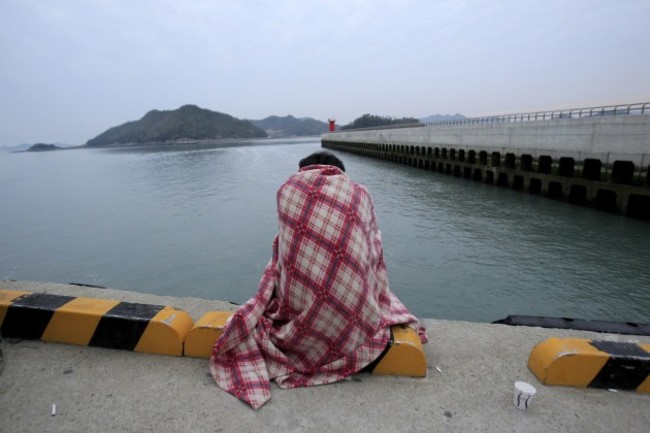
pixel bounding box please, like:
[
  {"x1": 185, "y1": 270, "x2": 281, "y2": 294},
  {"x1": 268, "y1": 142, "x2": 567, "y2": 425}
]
[
  {"x1": 325, "y1": 115, "x2": 650, "y2": 162},
  {"x1": 322, "y1": 115, "x2": 650, "y2": 219}
]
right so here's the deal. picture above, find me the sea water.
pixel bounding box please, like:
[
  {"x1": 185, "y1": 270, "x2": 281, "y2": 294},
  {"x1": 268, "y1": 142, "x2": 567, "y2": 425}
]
[{"x1": 1, "y1": 137, "x2": 649, "y2": 323}]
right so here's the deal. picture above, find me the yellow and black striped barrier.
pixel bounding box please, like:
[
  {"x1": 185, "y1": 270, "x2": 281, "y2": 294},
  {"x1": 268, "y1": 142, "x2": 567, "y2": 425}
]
[
  {"x1": 528, "y1": 337, "x2": 650, "y2": 393},
  {"x1": 0, "y1": 290, "x2": 192, "y2": 356},
  {"x1": 184, "y1": 311, "x2": 427, "y2": 377},
  {"x1": 1, "y1": 289, "x2": 426, "y2": 376}
]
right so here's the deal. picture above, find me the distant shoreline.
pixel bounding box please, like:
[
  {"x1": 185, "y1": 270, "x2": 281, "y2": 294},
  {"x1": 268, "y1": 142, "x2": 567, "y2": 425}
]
[
  {"x1": 85, "y1": 135, "x2": 321, "y2": 148},
  {"x1": 12, "y1": 144, "x2": 85, "y2": 153},
  {"x1": 7, "y1": 136, "x2": 321, "y2": 153}
]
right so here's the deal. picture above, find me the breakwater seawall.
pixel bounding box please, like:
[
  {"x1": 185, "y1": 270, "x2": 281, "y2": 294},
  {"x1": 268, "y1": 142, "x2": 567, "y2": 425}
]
[{"x1": 322, "y1": 105, "x2": 650, "y2": 219}]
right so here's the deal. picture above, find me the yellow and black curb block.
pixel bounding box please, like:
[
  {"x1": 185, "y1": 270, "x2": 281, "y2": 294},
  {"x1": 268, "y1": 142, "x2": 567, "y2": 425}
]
[
  {"x1": 184, "y1": 314, "x2": 427, "y2": 376},
  {"x1": 0, "y1": 289, "x2": 426, "y2": 376},
  {"x1": 366, "y1": 325, "x2": 427, "y2": 377},
  {"x1": 0, "y1": 290, "x2": 192, "y2": 356},
  {"x1": 528, "y1": 337, "x2": 650, "y2": 393},
  {"x1": 184, "y1": 311, "x2": 234, "y2": 358}
]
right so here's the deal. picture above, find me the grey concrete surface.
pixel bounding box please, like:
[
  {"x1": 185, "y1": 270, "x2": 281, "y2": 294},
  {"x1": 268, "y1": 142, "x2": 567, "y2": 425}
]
[{"x1": 1, "y1": 280, "x2": 649, "y2": 433}]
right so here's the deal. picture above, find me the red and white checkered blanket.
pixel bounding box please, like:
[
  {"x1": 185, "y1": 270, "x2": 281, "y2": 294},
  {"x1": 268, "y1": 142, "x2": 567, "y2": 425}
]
[{"x1": 210, "y1": 165, "x2": 426, "y2": 409}]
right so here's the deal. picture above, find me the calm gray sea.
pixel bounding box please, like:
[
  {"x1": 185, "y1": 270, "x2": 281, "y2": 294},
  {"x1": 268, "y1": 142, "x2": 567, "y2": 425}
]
[{"x1": 2, "y1": 137, "x2": 649, "y2": 323}]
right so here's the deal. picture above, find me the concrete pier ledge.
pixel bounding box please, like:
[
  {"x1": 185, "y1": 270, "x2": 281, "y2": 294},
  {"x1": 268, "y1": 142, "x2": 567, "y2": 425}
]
[{"x1": 1, "y1": 280, "x2": 649, "y2": 432}]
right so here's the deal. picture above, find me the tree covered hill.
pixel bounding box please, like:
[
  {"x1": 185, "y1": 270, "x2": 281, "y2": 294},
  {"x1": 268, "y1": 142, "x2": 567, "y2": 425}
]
[
  {"x1": 86, "y1": 105, "x2": 267, "y2": 146},
  {"x1": 27, "y1": 143, "x2": 61, "y2": 152},
  {"x1": 340, "y1": 114, "x2": 420, "y2": 130},
  {"x1": 249, "y1": 115, "x2": 329, "y2": 137}
]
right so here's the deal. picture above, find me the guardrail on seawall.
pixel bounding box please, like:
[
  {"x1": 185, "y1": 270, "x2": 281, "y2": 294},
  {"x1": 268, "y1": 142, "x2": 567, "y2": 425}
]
[{"x1": 423, "y1": 102, "x2": 650, "y2": 127}]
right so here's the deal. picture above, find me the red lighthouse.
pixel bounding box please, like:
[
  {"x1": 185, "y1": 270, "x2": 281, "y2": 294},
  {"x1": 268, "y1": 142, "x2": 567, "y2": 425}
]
[{"x1": 328, "y1": 118, "x2": 336, "y2": 132}]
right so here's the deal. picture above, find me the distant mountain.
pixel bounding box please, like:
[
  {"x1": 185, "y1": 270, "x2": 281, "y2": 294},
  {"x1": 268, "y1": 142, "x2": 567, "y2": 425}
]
[
  {"x1": 0, "y1": 143, "x2": 32, "y2": 152},
  {"x1": 419, "y1": 113, "x2": 466, "y2": 123},
  {"x1": 249, "y1": 115, "x2": 329, "y2": 137},
  {"x1": 86, "y1": 105, "x2": 267, "y2": 146}
]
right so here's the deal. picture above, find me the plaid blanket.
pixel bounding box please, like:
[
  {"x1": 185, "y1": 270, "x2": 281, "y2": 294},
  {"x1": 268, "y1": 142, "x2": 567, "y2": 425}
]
[{"x1": 210, "y1": 165, "x2": 426, "y2": 409}]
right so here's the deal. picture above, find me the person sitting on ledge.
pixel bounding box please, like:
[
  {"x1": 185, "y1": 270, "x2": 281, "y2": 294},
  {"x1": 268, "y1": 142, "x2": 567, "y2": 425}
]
[{"x1": 210, "y1": 151, "x2": 427, "y2": 409}]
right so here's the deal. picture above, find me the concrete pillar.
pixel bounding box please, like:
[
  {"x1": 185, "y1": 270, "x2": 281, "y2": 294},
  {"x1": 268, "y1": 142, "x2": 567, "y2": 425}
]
[
  {"x1": 491, "y1": 152, "x2": 501, "y2": 167},
  {"x1": 559, "y1": 157, "x2": 575, "y2": 177},
  {"x1": 612, "y1": 161, "x2": 635, "y2": 185},
  {"x1": 538, "y1": 156, "x2": 553, "y2": 174},
  {"x1": 583, "y1": 159, "x2": 602, "y2": 181}
]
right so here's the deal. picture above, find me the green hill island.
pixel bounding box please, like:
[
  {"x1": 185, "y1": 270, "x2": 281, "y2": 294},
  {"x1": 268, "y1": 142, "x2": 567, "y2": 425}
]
[{"x1": 86, "y1": 105, "x2": 267, "y2": 146}]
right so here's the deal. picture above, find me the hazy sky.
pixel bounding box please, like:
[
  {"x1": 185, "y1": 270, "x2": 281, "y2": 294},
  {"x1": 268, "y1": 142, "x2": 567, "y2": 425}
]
[{"x1": 2, "y1": 0, "x2": 649, "y2": 145}]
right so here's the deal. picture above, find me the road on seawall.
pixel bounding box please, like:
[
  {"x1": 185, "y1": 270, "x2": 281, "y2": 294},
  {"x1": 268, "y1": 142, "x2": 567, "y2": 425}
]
[{"x1": 1, "y1": 280, "x2": 649, "y2": 432}]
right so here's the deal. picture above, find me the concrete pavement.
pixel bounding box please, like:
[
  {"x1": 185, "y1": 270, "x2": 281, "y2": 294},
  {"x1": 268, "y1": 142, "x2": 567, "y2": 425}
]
[{"x1": 1, "y1": 280, "x2": 649, "y2": 432}]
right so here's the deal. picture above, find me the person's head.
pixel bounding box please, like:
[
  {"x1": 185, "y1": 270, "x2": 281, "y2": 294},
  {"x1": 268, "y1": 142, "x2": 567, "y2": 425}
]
[{"x1": 299, "y1": 151, "x2": 345, "y2": 172}]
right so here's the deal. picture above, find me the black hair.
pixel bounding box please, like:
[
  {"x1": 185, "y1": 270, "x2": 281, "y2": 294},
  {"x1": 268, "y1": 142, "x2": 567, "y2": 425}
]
[{"x1": 298, "y1": 151, "x2": 345, "y2": 172}]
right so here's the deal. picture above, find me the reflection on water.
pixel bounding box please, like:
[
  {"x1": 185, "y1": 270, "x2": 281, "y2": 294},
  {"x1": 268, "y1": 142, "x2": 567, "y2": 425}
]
[{"x1": 1, "y1": 137, "x2": 649, "y2": 323}]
